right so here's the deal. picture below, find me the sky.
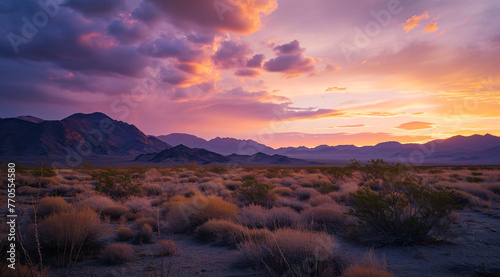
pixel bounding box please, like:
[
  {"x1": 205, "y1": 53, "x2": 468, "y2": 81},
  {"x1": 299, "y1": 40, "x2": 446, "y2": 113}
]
[{"x1": 0, "y1": 0, "x2": 499, "y2": 148}]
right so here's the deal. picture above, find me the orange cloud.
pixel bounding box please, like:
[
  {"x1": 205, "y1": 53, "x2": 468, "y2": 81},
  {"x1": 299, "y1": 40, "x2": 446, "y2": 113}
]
[
  {"x1": 423, "y1": 22, "x2": 439, "y2": 33},
  {"x1": 404, "y1": 11, "x2": 430, "y2": 32},
  {"x1": 325, "y1": 87, "x2": 347, "y2": 92},
  {"x1": 147, "y1": 0, "x2": 278, "y2": 35},
  {"x1": 396, "y1": 121, "x2": 434, "y2": 130},
  {"x1": 337, "y1": 124, "x2": 365, "y2": 128}
]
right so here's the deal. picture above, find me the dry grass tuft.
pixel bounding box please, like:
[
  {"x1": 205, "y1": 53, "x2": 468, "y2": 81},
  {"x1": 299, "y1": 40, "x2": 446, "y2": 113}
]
[
  {"x1": 156, "y1": 239, "x2": 177, "y2": 256},
  {"x1": 166, "y1": 195, "x2": 239, "y2": 233},
  {"x1": 342, "y1": 249, "x2": 394, "y2": 277},
  {"x1": 39, "y1": 206, "x2": 105, "y2": 266},
  {"x1": 115, "y1": 226, "x2": 133, "y2": 241},
  {"x1": 102, "y1": 205, "x2": 129, "y2": 220},
  {"x1": 239, "y1": 228, "x2": 342, "y2": 275},
  {"x1": 37, "y1": 196, "x2": 70, "y2": 218}
]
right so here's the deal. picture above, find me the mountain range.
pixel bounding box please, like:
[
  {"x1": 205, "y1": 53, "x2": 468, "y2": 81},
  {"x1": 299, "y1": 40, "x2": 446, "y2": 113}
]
[
  {"x1": 0, "y1": 112, "x2": 168, "y2": 157},
  {"x1": 2, "y1": 112, "x2": 500, "y2": 166},
  {"x1": 135, "y1": 144, "x2": 316, "y2": 166}
]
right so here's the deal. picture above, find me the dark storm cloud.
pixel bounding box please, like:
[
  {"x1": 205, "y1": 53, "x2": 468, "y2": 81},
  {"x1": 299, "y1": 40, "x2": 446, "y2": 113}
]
[
  {"x1": 246, "y1": 54, "x2": 265, "y2": 68},
  {"x1": 272, "y1": 39, "x2": 304, "y2": 55},
  {"x1": 234, "y1": 68, "x2": 261, "y2": 78},
  {"x1": 64, "y1": 0, "x2": 126, "y2": 17},
  {"x1": 139, "y1": 37, "x2": 204, "y2": 62},
  {"x1": 263, "y1": 40, "x2": 315, "y2": 76},
  {"x1": 186, "y1": 33, "x2": 215, "y2": 44},
  {"x1": 144, "y1": 0, "x2": 277, "y2": 34},
  {"x1": 107, "y1": 19, "x2": 149, "y2": 45},
  {"x1": 212, "y1": 40, "x2": 252, "y2": 69}
]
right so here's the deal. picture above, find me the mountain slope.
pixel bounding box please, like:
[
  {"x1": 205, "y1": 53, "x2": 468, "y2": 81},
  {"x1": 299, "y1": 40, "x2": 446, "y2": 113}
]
[
  {"x1": 135, "y1": 145, "x2": 316, "y2": 166},
  {"x1": 0, "y1": 112, "x2": 170, "y2": 157},
  {"x1": 156, "y1": 134, "x2": 275, "y2": 155},
  {"x1": 135, "y1": 145, "x2": 231, "y2": 164}
]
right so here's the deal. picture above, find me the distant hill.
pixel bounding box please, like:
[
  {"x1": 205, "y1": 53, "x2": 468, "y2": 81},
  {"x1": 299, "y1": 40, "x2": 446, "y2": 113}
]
[
  {"x1": 274, "y1": 134, "x2": 500, "y2": 165},
  {"x1": 0, "y1": 112, "x2": 170, "y2": 158},
  {"x1": 135, "y1": 145, "x2": 317, "y2": 166},
  {"x1": 156, "y1": 133, "x2": 275, "y2": 155},
  {"x1": 135, "y1": 145, "x2": 230, "y2": 164},
  {"x1": 15, "y1": 115, "x2": 45, "y2": 123}
]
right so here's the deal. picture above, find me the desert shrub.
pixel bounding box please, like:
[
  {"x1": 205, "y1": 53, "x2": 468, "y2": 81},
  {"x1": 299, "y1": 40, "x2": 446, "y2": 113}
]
[
  {"x1": 144, "y1": 168, "x2": 162, "y2": 182},
  {"x1": 166, "y1": 195, "x2": 239, "y2": 233},
  {"x1": 134, "y1": 224, "x2": 154, "y2": 244},
  {"x1": 32, "y1": 167, "x2": 57, "y2": 177},
  {"x1": 39, "y1": 177, "x2": 60, "y2": 187},
  {"x1": 236, "y1": 180, "x2": 276, "y2": 206},
  {"x1": 466, "y1": 176, "x2": 484, "y2": 183},
  {"x1": 277, "y1": 197, "x2": 311, "y2": 211},
  {"x1": 316, "y1": 183, "x2": 340, "y2": 194},
  {"x1": 17, "y1": 174, "x2": 38, "y2": 187},
  {"x1": 309, "y1": 195, "x2": 334, "y2": 206},
  {"x1": 341, "y1": 249, "x2": 394, "y2": 277},
  {"x1": 101, "y1": 244, "x2": 134, "y2": 264},
  {"x1": 238, "y1": 205, "x2": 300, "y2": 230},
  {"x1": 348, "y1": 176, "x2": 455, "y2": 245},
  {"x1": 207, "y1": 165, "x2": 228, "y2": 174},
  {"x1": 302, "y1": 203, "x2": 346, "y2": 232},
  {"x1": 116, "y1": 226, "x2": 133, "y2": 241},
  {"x1": 156, "y1": 239, "x2": 177, "y2": 256},
  {"x1": 451, "y1": 183, "x2": 497, "y2": 201},
  {"x1": 133, "y1": 217, "x2": 158, "y2": 231},
  {"x1": 50, "y1": 183, "x2": 72, "y2": 195},
  {"x1": 224, "y1": 180, "x2": 242, "y2": 191},
  {"x1": 486, "y1": 183, "x2": 500, "y2": 194},
  {"x1": 449, "y1": 190, "x2": 491, "y2": 209},
  {"x1": 142, "y1": 183, "x2": 163, "y2": 196},
  {"x1": 429, "y1": 169, "x2": 444, "y2": 174},
  {"x1": 295, "y1": 187, "x2": 320, "y2": 201},
  {"x1": 267, "y1": 207, "x2": 301, "y2": 230},
  {"x1": 78, "y1": 194, "x2": 116, "y2": 212},
  {"x1": 241, "y1": 174, "x2": 256, "y2": 182},
  {"x1": 195, "y1": 219, "x2": 246, "y2": 246},
  {"x1": 238, "y1": 205, "x2": 268, "y2": 228},
  {"x1": 37, "y1": 196, "x2": 70, "y2": 218},
  {"x1": 239, "y1": 228, "x2": 342, "y2": 276},
  {"x1": 320, "y1": 166, "x2": 353, "y2": 184},
  {"x1": 272, "y1": 186, "x2": 294, "y2": 197},
  {"x1": 125, "y1": 197, "x2": 152, "y2": 213},
  {"x1": 471, "y1": 171, "x2": 483, "y2": 176},
  {"x1": 102, "y1": 205, "x2": 129, "y2": 220},
  {"x1": 39, "y1": 206, "x2": 105, "y2": 266},
  {"x1": 195, "y1": 219, "x2": 272, "y2": 247},
  {"x1": 347, "y1": 159, "x2": 406, "y2": 183},
  {"x1": 93, "y1": 167, "x2": 141, "y2": 199}
]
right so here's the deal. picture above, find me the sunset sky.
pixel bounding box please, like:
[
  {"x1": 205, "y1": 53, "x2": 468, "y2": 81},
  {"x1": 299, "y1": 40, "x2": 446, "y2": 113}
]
[{"x1": 0, "y1": 0, "x2": 499, "y2": 148}]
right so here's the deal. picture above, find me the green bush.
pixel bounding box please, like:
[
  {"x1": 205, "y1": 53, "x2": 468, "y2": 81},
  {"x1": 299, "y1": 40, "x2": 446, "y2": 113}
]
[
  {"x1": 236, "y1": 180, "x2": 276, "y2": 206},
  {"x1": 207, "y1": 165, "x2": 228, "y2": 174},
  {"x1": 32, "y1": 166, "x2": 57, "y2": 177},
  {"x1": 466, "y1": 176, "x2": 484, "y2": 183},
  {"x1": 348, "y1": 176, "x2": 455, "y2": 245},
  {"x1": 93, "y1": 167, "x2": 141, "y2": 199}
]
